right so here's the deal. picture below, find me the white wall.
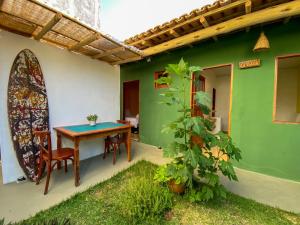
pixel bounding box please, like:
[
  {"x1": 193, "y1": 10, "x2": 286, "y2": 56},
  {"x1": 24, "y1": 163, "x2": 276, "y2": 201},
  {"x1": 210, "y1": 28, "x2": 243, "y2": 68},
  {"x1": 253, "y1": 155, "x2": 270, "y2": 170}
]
[
  {"x1": 202, "y1": 69, "x2": 216, "y2": 99},
  {"x1": 0, "y1": 30, "x2": 120, "y2": 184},
  {"x1": 215, "y1": 74, "x2": 231, "y2": 131},
  {"x1": 276, "y1": 68, "x2": 300, "y2": 122},
  {"x1": 202, "y1": 68, "x2": 231, "y2": 131}
]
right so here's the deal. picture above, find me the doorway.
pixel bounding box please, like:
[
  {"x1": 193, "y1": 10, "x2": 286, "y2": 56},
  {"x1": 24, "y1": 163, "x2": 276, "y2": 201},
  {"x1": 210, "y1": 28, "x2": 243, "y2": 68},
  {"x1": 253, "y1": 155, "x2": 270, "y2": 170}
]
[
  {"x1": 123, "y1": 80, "x2": 140, "y2": 141},
  {"x1": 191, "y1": 64, "x2": 233, "y2": 134}
]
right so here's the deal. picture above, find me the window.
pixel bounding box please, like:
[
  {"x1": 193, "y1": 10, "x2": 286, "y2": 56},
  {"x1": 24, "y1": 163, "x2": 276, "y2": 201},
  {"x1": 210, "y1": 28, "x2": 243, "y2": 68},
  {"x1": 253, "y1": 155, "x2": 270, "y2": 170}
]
[
  {"x1": 274, "y1": 55, "x2": 300, "y2": 123},
  {"x1": 154, "y1": 71, "x2": 169, "y2": 89}
]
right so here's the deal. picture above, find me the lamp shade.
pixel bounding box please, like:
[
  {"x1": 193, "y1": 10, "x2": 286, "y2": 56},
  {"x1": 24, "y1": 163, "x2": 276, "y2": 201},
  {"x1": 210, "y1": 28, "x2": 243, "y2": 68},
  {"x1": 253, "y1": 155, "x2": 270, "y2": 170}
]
[{"x1": 253, "y1": 32, "x2": 270, "y2": 52}]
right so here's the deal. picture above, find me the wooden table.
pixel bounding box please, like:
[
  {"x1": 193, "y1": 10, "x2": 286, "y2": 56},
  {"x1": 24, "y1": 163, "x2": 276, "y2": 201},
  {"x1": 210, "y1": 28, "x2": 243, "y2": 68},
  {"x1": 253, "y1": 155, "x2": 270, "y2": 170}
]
[{"x1": 54, "y1": 122, "x2": 132, "y2": 186}]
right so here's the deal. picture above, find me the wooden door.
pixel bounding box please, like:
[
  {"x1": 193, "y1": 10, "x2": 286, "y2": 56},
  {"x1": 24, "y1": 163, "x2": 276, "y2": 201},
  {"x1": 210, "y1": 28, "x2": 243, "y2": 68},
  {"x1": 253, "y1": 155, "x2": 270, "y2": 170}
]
[{"x1": 123, "y1": 80, "x2": 139, "y2": 119}]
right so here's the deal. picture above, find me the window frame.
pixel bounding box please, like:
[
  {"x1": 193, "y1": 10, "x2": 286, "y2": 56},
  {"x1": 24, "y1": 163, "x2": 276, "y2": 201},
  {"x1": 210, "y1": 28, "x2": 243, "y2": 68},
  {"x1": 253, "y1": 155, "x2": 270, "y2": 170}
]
[
  {"x1": 154, "y1": 71, "x2": 169, "y2": 89},
  {"x1": 273, "y1": 54, "x2": 300, "y2": 125}
]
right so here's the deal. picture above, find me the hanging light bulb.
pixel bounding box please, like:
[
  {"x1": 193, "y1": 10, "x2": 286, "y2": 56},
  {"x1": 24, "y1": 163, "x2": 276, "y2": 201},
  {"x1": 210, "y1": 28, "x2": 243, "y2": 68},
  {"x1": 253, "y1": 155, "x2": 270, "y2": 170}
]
[{"x1": 253, "y1": 32, "x2": 270, "y2": 52}]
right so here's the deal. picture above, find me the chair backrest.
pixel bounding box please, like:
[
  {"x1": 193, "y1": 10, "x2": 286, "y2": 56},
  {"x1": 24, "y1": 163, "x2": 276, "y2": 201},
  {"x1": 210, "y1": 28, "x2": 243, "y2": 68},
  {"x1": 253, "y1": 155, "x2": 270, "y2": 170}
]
[
  {"x1": 117, "y1": 120, "x2": 131, "y2": 125},
  {"x1": 34, "y1": 130, "x2": 52, "y2": 160}
]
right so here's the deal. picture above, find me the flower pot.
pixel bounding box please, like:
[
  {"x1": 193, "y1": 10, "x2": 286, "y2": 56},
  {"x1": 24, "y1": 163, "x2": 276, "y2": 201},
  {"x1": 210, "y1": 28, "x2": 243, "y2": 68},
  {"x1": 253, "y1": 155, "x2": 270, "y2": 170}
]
[
  {"x1": 168, "y1": 180, "x2": 185, "y2": 194},
  {"x1": 89, "y1": 120, "x2": 96, "y2": 126}
]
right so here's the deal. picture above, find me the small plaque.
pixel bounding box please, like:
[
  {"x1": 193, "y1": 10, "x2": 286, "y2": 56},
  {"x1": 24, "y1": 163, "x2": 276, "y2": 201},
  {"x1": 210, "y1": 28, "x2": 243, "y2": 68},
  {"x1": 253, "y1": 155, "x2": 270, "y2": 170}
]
[{"x1": 239, "y1": 59, "x2": 261, "y2": 69}]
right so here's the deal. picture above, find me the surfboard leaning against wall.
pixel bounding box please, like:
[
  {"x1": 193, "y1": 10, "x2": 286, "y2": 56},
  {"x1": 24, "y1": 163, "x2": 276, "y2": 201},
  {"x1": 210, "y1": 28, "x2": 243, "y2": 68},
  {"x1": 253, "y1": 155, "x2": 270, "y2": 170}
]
[{"x1": 7, "y1": 49, "x2": 49, "y2": 181}]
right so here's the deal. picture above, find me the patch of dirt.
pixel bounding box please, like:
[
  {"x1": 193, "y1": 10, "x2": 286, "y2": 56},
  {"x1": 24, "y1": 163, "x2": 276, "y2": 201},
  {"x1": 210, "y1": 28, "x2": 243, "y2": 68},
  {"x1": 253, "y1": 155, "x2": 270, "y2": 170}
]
[
  {"x1": 94, "y1": 190, "x2": 103, "y2": 199},
  {"x1": 164, "y1": 210, "x2": 173, "y2": 221}
]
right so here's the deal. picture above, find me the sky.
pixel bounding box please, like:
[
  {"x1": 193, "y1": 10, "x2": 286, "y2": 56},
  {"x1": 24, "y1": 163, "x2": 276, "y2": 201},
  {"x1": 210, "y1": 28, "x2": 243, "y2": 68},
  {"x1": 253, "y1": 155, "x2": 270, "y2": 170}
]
[{"x1": 100, "y1": 0, "x2": 215, "y2": 41}]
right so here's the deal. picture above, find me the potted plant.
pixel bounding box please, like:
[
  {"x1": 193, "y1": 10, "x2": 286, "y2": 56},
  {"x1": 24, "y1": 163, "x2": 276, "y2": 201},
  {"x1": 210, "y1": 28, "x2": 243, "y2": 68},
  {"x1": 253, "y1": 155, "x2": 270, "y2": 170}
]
[
  {"x1": 154, "y1": 160, "x2": 191, "y2": 194},
  {"x1": 86, "y1": 114, "x2": 98, "y2": 126},
  {"x1": 154, "y1": 59, "x2": 242, "y2": 201}
]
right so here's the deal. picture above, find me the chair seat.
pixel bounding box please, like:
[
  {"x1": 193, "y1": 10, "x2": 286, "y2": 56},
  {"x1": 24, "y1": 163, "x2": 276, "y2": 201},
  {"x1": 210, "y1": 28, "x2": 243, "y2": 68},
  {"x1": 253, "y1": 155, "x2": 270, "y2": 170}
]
[
  {"x1": 107, "y1": 136, "x2": 126, "y2": 144},
  {"x1": 43, "y1": 148, "x2": 74, "y2": 160}
]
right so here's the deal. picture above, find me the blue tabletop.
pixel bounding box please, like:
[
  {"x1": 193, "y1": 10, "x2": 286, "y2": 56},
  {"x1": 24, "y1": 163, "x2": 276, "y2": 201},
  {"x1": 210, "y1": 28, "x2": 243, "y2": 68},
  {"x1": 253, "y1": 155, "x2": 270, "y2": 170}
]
[{"x1": 63, "y1": 122, "x2": 125, "y2": 133}]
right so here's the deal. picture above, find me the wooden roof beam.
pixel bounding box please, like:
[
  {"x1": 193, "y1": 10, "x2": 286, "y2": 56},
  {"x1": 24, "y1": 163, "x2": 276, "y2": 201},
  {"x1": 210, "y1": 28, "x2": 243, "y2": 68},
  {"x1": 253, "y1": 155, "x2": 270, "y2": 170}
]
[
  {"x1": 92, "y1": 47, "x2": 125, "y2": 59},
  {"x1": 169, "y1": 29, "x2": 180, "y2": 38},
  {"x1": 245, "y1": 0, "x2": 252, "y2": 32},
  {"x1": 34, "y1": 13, "x2": 62, "y2": 40},
  {"x1": 143, "y1": 1, "x2": 300, "y2": 57},
  {"x1": 141, "y1": 40, "x2": 153, "y2": 47},
  {"x1": 127, "y1": 0, "x2": 246, "y2": 46},
  {"x1": 199, "y1": 16, "x2": 218, "y2": 42},
  {"x1": 111, "y1": 56, "x2": 143, "y2": 65},
  {"x1": 69, "y1": 33, "x2": 101, "y2": 51}
]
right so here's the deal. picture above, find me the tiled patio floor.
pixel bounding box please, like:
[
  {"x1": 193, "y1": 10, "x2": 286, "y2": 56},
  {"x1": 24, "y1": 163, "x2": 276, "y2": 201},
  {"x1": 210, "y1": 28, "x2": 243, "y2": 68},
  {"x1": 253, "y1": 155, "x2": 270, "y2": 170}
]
[{"x1": 0, "y1": 142, "x2": 167, "y2": 223}]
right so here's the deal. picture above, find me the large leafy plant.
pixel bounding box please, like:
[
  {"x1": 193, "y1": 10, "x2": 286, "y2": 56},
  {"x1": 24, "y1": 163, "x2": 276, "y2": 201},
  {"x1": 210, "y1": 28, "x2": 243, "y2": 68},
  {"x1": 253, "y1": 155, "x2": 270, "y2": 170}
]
[{"x1": 154, "y1": 59, "x2": 241, "y2": 201}]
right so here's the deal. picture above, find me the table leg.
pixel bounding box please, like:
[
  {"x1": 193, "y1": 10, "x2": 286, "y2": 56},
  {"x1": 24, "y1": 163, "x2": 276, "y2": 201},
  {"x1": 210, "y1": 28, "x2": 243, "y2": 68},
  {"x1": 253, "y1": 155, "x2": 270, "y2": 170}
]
[
  {"x1": 125, "y1": 129, "x2": 131, "y2": 162},
  {"x1": 74, "y1": 138, "x2": 80, "y2": 186},
  {"x1": 56, "y1": 132, "x2": 62, "y2": 170}
]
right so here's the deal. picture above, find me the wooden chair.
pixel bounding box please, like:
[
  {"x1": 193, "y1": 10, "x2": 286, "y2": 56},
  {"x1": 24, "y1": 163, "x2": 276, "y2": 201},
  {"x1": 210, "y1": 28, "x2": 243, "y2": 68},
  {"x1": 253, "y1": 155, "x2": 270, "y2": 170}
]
[
  {"x1": 103, "y1": 120, "x2": 130, "y2": 164},
  {"x1": 34, "y1": 131, "x2": 74, "y2": 195}
]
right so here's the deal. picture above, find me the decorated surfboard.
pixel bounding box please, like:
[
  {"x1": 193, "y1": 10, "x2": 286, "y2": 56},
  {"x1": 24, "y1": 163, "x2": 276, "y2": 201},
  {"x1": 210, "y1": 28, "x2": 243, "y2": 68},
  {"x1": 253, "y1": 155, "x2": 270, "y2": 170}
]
[{"x1": 7, "y1": 49, "x2": 49, "y2": 182}]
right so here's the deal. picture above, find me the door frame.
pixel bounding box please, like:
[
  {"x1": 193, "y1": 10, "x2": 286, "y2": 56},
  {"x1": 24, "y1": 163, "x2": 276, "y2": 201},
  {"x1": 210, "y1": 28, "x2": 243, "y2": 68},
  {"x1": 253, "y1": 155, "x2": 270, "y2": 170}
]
[
  {"x1": 190, "y1": 63, "x2": 234, "y2": 135},
  {"x1": 122, "y1": 80, "x2": 140, "y2": 121}
]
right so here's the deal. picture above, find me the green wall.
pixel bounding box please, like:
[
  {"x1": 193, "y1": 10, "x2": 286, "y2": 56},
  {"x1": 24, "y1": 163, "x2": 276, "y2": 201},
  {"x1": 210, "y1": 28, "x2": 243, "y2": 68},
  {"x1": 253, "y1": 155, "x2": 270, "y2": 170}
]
[{"x1": 121, "y1": 20, "x2": 300, "y2": 182}]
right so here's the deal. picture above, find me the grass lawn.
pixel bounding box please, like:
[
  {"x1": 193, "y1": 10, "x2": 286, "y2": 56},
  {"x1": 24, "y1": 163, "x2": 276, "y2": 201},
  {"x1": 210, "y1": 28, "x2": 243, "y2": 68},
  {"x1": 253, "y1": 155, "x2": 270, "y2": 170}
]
[{"x1": 16, "y1": 161, "x2": 300, "y2": 225}]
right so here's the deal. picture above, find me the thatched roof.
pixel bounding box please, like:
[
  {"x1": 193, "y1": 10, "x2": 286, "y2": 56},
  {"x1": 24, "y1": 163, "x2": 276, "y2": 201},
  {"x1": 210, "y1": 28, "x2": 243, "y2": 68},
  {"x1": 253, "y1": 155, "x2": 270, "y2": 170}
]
[
  {"x1": 0, "y1": 0, "x2": 143, "y2": 65},
  {"x1": 1, "y1": 0, "x2": 300, "y2": 65}
]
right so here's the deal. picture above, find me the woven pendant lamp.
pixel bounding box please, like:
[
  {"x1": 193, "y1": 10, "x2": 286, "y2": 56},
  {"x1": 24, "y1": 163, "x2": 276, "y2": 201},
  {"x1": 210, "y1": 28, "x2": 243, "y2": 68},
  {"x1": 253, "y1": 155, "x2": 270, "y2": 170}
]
[{"x1": 253, "y1": 32, "x2": 270, "y2": 52}]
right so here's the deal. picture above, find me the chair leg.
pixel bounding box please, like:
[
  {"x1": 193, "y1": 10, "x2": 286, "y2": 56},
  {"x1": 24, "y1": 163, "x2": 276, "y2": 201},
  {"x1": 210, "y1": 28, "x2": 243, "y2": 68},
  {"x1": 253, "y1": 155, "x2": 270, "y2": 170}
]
[
  {"x1": 36, "y1": 158, "x2": 44, "y2": 185},
  {"x1": 64, "y1": 159, "x2": 68, "y2": 173},
  {"x1": 44, "y1": 162, "x2": 51, "y2": 195},
  {"x1": 103, "y1": 139, "x2": 107, "y2": 159},
  {"x1": 113, "y1": 144, "x2": 117, "y2": 165}
]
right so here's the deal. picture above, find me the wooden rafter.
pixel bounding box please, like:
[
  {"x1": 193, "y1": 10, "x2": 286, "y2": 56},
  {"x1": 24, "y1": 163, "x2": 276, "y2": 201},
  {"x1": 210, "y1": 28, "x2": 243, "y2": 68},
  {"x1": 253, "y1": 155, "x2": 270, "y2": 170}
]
[
  {"x1": 69, "y1": 33, "x2": 101, "y2": 51},
  {"x1": 0, "y1": 0, "x2": 143, "y2": 65},
  {"x1": 0, "y1": 12, "x2": 37, "y2": 37},
  {"x1": 111, "y1": 56, "x2": 143, "y2": 65},
  {"x1": 245, "y1": 0, "x2": 252, "y2": 14},
  {"x1": 169, "y1": 29, "x2": 180, "y2": 38},
  {"x1": 199, "y1": 16, "x2": 218, "y2": 41},
  {"x1": 34, "y1": 13, "x2": 62, "y2": 40},
  {"x1": 127, "y1": 0, "x2": 246, "y2": 46},
  {"x1": 143, "y1": 1, "x2": 300, "y2": 57},
  {"x1": 141, "y1": 40, "x2": 153, "y2": 47},
  {"x1": 92, "y1": 47, "x2": 125, "y2": 59},
  {"x1": 245, "y1": 0, "x2": 252, "y2": 32}
]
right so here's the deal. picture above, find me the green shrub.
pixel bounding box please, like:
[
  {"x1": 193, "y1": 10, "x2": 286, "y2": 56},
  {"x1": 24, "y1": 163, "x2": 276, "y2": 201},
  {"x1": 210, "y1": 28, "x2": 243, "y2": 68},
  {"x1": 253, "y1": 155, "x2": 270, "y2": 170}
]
[
  {"x1": 155, "y1": 59, "x2": 242, "y2": 202},
  {"x1": 118, "y1": 177, "x2": 173, "y2": 224}
]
